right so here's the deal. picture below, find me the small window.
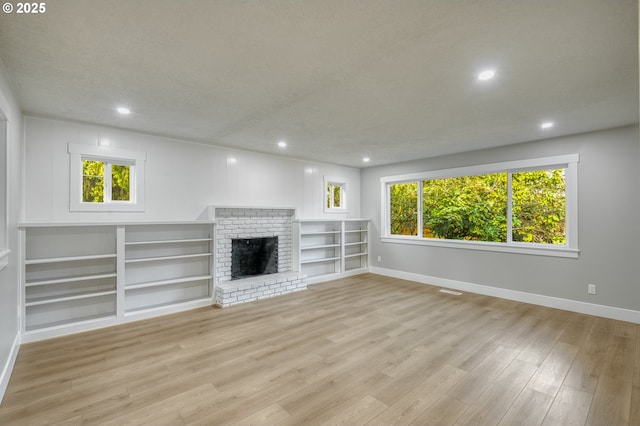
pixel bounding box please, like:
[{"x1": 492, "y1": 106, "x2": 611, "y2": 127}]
[
  {"x1": 327, "y1": 183, "x2": 344, "y2": 209},
  {"x1": 324, "y1": 177, "x2": 348, "y2": 213},
  {"x1": 69, "y1": 144, "x2": 146, "y2": 212},
  {"x1": 82, "y1": 159, "x2": 132, "y2": 203}
]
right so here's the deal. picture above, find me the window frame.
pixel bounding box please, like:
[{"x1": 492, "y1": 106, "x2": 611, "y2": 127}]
[
  {"x1": 68, "y1": 143, "x2": 146, "y2": 212},
  {"x1": 0, "y1": 113, "x2": 8, "y2": 271},
  {"x1": 380, "y1": 154, "x2": 579, "y2": 258},
  {"x1": 324, "y1": 177, "x2": 348, "y2": 213}
]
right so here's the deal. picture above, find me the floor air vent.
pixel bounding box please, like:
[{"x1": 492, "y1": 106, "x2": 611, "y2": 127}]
[{"x1": 439, "y1": 289, "x2": 463, "y2": 296}]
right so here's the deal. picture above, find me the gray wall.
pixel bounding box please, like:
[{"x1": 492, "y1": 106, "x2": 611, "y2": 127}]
[
  {"x1": 0, "y1": 62, "x2": 23, "y2": 397},
  {"x1": 361, "y1": 126, "x2": 640, "y2": 311}
]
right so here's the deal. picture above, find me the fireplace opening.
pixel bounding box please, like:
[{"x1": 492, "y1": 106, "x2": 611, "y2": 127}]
[{"x1": 231, "y1": 236, "x2": 278, "y2": 280}]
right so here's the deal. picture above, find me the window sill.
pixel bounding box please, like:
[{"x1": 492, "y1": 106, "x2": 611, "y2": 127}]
[
  {"x1": 381, "y1": 236, "x2": 579, "y2": 258},
  {"x1": 70, "y1": 203, "x2": 144, "y2": 212}
]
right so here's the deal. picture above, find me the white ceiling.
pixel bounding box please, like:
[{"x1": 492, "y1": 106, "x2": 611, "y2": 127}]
[{"x1": 0, "y1": 0, "x2": 637, "y2": 168}]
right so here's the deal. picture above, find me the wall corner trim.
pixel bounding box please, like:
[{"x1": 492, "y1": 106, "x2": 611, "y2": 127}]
[
  {"x1": 369, "y1": 266, "x2": 640, "y2": 324},
  {"x1": 0, "y1": 332, "x2": 21, "y2": 404}
]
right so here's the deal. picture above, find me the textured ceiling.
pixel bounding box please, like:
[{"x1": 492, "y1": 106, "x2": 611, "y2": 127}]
[{"x1": 0, "y1": 0, "x2": 637, "y2": 167}]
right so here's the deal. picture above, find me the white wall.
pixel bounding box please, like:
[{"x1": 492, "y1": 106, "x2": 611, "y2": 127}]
[
  {"x1": 23, "y1": 116, "x2": 361, "y2": 223},
  {"x1": 362, "y1": 126, "x2": 640, "y2": 315},
  {"x1": 0, "y1": 63, "x2": 23, "y2": 401}
]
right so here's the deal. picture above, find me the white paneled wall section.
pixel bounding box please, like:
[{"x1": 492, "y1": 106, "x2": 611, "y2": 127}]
[{"x1": 23, "y1": 116, "x2": 362, "y2": 223}]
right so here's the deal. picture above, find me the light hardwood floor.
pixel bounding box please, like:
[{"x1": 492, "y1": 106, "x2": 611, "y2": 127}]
[{"x1": 1, "y1": 273, "x2": 638, "y2": 425}]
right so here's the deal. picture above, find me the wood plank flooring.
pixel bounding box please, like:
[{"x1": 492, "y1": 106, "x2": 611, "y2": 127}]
[{"x1": 0, "y1": 273, "x2": 637, "y2": 425}]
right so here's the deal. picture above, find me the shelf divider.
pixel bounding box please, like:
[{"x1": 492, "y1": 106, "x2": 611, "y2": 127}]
[
  {"x1": 25, "y1": 273, "x2": 117, "y2": 287},
  {"x1": 125, "y1": 252, "x2": 212, "y2": 264},
  {"x1": 125, "y1": 238, "x2": 213, "y2": 246},
  {"x1": 25, "y1": 253, "x2": 117, "y2": 265},
  {"x1": 25, "y1": 290, "x2": 117, "y2": 307},
  {"x1": 125, "y1": 275, "x2": 212, "y2": 290}
]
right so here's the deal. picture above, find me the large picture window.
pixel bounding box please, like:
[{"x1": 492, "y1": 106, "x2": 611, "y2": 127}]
[{"x1": 381, "y1": 155, "x2": 578, "y2": 257}]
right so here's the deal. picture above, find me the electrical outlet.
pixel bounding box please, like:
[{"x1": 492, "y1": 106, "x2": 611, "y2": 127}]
[
  {"x1": 588, "y1": 284, "x2": 596, "y2": 295},
  {"x1": 377, "y1": 256, "x2": 382, "y2": 262}
]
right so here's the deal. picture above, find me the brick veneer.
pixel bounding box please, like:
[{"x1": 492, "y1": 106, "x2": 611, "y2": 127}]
[{"x1": 214, "y1": 272, "x2": 306, "y2": 307}]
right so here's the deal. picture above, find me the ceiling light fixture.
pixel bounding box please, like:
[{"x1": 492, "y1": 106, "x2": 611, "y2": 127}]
[
  {"x1": 477, "y1": 70, "x2": 496, "y2": 81},
  {"x1": 363, "y1": 157, "x2": 370, "y2": 163},
  {"x1": 541, "y1": 121, "x2": 554, "y2": 129},
  {"x1": 278, "y1": 141, "x2": 287, "y2": 148},
  {"x1": 116, "y1": 106, "x2": 131, "y2": 115}
]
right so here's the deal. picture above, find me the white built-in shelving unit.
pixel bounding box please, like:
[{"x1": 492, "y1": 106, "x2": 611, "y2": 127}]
[
  {"x1": 122, "y1": 223, "x2": 213, "y2": 314},
  {"x1": 20, "y1": 221, "x2": 215, "y2": 341},
  {"x1": 294, "y1": 219, "x2": 369, "y2": 283},
  {"x1": 23, "y1": 225, "x2": 118, "y2": 333}
]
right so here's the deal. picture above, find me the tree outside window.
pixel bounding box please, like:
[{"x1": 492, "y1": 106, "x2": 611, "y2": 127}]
[
  {"x1": 326, "y1": 181, "x2": 346, "y2": 211},
  {"x1": 389, "y1": 182, "x2": 418, "y2": 236},
  {"x1": 82, "y1": 159, "x2": 131, "y2": 203},
  {"x1": 388, "y1": 169, "x2": 566, "y2": 245},
  {"x1": 69, "y1": 143, "x2": 146, "y2": 212}
]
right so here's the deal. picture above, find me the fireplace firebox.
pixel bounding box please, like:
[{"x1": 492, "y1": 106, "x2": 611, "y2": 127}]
[{"x1": 231, "y1": 236, "x2": 278, "y2": 280}]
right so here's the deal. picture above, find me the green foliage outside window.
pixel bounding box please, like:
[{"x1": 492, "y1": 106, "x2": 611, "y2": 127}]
[
  {"x1": 326, "y1": 183, "x2": 343, "y2": 209},
  {"x1": 389, "y1": 182, "x2": 418, "y2": 236},
  {"x1": 82, "y1": 160, "x2": 104, "y2": 202},
  {"x1": 333, "y1": 185, "x2": 341, "y2": 207},
  {"x1": 423, "y1": 174, "x2": 507, "y2": 242},
  {"x1": 111, "y1": 164, "x2": 130, "y2": 201},
  {"x1": 512, "y1": 170, "x2": 565, "y2": 244},
  {"x1": 389, "y1": 169, "x2": 566, "y2": 244},
  {"x1": 82, "y1": 160, "x2": 130, "y2": 203}
]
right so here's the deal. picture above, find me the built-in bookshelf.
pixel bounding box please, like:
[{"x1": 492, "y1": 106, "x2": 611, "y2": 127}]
[
  {"x1": 23, "y1": 225, "x2": 118, "y2": 333},
  {"x1": 122, "y1": 223, "x2": 213, "y2": 314},
  {"x1": 294, "y1": 219, "x2": 369, "y2": 283},
  {"x1": 20, "y1": 222, "x2": 215, "y2": 341},
  {"x1": 343, "y1": 220, "x2": 369, "y2": 273}
]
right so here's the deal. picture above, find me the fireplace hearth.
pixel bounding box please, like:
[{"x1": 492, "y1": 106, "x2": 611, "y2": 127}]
[{"x1": 231, "y1": 236, "x2": 278, "y2": 280}]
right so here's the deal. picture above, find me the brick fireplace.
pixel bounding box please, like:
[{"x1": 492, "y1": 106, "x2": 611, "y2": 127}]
[{"x1": 211, "y1": 207, "x2": 306, "y2": 307}]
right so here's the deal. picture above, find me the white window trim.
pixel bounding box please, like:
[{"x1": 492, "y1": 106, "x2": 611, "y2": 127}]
[
  {"x1": 324, "y1": 176, "x2": 349, "y2": 213},
  {"x1": 380, "y1": 154, "x2": 579, "y2": 258},
  {"x1": 68, "y1": 143, "x2": 146, "y2": 212},
  {"x1": 0, "y1": 115, "x2": 7, "y2": 269}
]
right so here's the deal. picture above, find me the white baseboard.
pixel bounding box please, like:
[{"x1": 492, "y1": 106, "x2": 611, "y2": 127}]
[
  {"x1": 306, "y1": 267, "x2": 370, "y2": 285},
  {"x1": 0, "y1": 332, "x2": 21, "y2": 405},
  {"x1": 369, "y1": 266, "x2": 640, "y2": 324},
  {"x1": 21, "y1": 299, "x2": 215, "y2": 343}
]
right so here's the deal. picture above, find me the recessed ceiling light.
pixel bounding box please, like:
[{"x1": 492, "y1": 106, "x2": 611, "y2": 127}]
[
  {"x1": 477, "y1": 70, "x2": 495, "y2": 81},
  {"x1": 116, "y1": 106, "x2": 131, "y2": 115},
  {"x1": 278, "y1": 141, "x2": 287, "y2": 148},
  {"x1": 541, "y1": 121, "x2": 554, "y2": 129},
  {"x1": 363, "y1": 157, "x2": 370, "y2": 163}
]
